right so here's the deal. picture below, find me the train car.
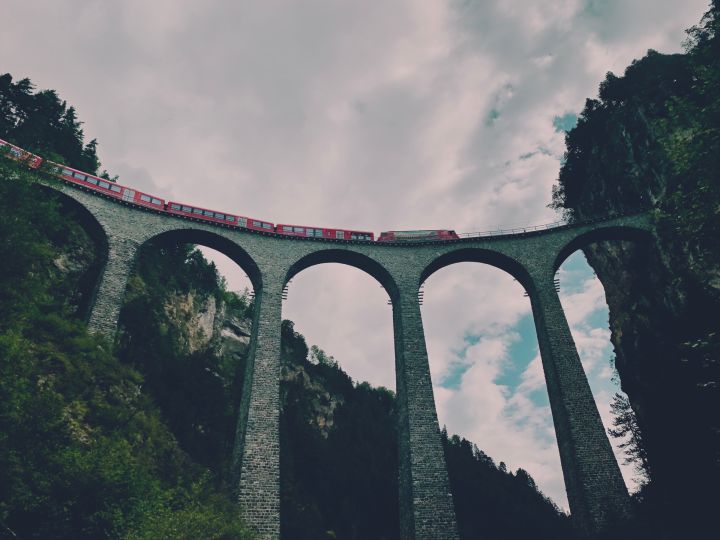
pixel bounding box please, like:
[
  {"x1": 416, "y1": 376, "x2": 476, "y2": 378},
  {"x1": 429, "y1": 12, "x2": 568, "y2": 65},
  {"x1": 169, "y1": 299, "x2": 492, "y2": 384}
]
[
  {"x1": 1, "y1": 138, "x2": 165, "y2": 211},
  {"x1": 276, "y1": 223, "x2": 374, "y2": 241},
  {"x1": 55, "y1": 164, "x2": 165, "y2": 210},
  {"x1": 377, "y1": 229, "x2": 459, "y2": 242},
  {"x1": 166, "y1": 201, "x2": 273, "y2": 232},
  {"x1": 0, "y1": 138, "x2": 43, "y2": 168}
]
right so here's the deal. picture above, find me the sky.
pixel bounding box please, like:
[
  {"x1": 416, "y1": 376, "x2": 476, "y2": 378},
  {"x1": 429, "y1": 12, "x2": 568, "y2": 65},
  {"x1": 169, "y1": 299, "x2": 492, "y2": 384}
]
[{"x1": 2, "y1": 0, "x2": 711, "y2": 510}]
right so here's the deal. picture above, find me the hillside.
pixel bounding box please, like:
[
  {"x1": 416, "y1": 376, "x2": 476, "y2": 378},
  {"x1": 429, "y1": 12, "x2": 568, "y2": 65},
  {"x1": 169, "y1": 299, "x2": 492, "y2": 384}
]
[{"x1": 551, "y1": 2, "x2": 720, "y2": 537}]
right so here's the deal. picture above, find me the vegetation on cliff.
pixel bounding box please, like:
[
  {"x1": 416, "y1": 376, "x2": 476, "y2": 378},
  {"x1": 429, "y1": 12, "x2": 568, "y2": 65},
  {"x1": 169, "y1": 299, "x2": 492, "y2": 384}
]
[
  {"x1": 1, "y1": 74, "x2": 102, "y2": 174},
  {"x1": 0, "y1": 162, "x2": 253, "y2": 539},
  {"x1": 551, "y1": 1, "x2": 719, "y2": 536}
]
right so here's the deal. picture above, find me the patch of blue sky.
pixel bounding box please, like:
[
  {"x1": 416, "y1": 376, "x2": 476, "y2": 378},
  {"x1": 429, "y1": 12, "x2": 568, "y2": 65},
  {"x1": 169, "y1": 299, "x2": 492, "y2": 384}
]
[
  {"x1": 496, "y1": 314, "x2": 539, "y2": 390},
  {"x1": 558, "y1": 250, "x2": 595, "y2": 293},
  {"x1": 552, "y1": 112, "x2": 579, "y2": 133},
  {"x1": 439, "y1": 332, "x2": 483, "y2": 389}
]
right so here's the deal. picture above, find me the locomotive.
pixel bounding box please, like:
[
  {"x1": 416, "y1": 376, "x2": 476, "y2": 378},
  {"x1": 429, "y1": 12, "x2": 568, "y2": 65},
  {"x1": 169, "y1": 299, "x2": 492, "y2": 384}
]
[
  {"x1": 1, "y1": 138, "x2": 458, "y2": 243},
  {"x1": 377, "y1": 229, "x2": 459, "y2": 242}
]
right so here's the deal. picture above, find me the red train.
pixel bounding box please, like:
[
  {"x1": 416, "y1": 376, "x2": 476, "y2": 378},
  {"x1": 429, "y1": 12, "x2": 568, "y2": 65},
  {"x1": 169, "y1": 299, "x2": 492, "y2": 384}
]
[
  {"x1": 277, "y1": 223, "x2": 373, "y2": 241},
  {"x1": 1, "y1": 138, "x2": 460, "y2": 243}
]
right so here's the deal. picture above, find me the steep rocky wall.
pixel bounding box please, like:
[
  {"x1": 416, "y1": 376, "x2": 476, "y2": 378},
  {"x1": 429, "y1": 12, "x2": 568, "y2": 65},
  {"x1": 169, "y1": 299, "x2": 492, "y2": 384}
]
[{"x1": 553, "y1": 22, "x2": 720, "y2": 533}]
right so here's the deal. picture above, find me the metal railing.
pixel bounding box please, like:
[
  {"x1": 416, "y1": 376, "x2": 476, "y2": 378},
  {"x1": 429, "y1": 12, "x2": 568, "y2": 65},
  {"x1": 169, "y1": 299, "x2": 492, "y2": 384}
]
[{"x1": 457, "y1": 220, "x2": 568, "y2": 239}]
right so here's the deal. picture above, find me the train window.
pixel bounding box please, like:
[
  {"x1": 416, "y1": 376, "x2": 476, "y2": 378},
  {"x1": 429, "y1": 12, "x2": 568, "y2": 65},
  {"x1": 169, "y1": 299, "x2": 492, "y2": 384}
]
[
  {"x1": 293, "y1": 227, "x2": 304, "y2": 233},
  {"x1": 336, "y1": 231, "x2": 344, "y2": 239},
  {"x1": 253, "y1": 220, "x2": 261, "y2": 227},
  {"x1": 226, "y1": 215, "x2": 235, "y2": 222},
  {"x1": 215, "y1": 213, "x2": 225, "y2": 219},
  {"x1": 306, "y1": 228, "x2": 314, "y2": 236},
  {"x1": 182, "y1": 206, "x2": 192, "y2": 212},
  {"x1": 86, "y1": 177, "x2": 98, "y2": 185},
  {"x1": 110, "y1": 185, "x2": 121, "y2": 192},
  {"x1": 74, "y1": 172, "x2": 86, "y2": 180},
  {"x1": 237, "y1": 217, "x2": 247, "y2": 226},
  {"x1": 171, "y1": 204, "x2": 181, "y2": 210},
  {"x1": 152, "y1": 198, "x2": 162, "y2": 205},
  {"x1": 140, "y1": 194, "x2": 151, "y2": 202},
  {"x1": 263, "y1": 223, "x2": 272, "y2": 229},
  {"x1": 204, "y1": 210, "x2": 214, "y2": 217},
  {"x1": 62, "y1": 168, "x2": 73, "y2": 176},
  {"x1": 193, "y1": 208, "x2": 203, "y2": 215},
  {"x1": 283, "y1": 226, "x2": 293, "y2": 232},
  {"x1": 99, "y1": 181, "x2": 111, "y2": 189}
]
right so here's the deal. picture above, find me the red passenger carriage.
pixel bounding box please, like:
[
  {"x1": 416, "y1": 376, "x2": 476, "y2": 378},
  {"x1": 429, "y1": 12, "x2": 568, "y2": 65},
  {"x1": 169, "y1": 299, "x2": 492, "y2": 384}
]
[
  {"x1": 276, "y1": 223, "x2": 374, "y2": 241},
  {"x1": 3, "y1": 138, "x2": 463, "y2": 244},
  {"x1": 1, "y1": 138, "x2": 165, "y2": 210},
  {"x1": 166, "y1": 201, "x2": 273, "y2": 232}
]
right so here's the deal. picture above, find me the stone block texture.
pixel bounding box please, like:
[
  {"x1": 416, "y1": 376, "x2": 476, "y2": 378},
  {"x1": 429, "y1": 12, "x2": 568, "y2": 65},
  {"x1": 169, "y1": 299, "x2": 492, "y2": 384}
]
[{"x1": 49, "y1": 181, "x2": 654, "y2": 538}]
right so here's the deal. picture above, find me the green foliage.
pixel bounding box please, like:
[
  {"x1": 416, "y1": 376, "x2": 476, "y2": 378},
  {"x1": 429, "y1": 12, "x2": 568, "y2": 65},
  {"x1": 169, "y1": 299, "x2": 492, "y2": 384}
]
[
  {"x1": 280, "y1": 346, "x2": 399, "y2": 540},
  {"x1": 0, "y1": 163, "x2": 252, "y2": 538},
  {"x1": 442, "y1": 431, "x2": 572, "y2": 539},
  {"x1": 117, "y1": 242, "x2": 244, "y2": 476},
  {"x1": 0, "y1": 74, "x2": 102, "y2": 174},
  {"x1": 551, "y1": 3, "x2": 720, "y2": 536},
  {"x1": 607, "y1": 393, "x2": 650, "y2": 483},
  {"x1": 123, "y1": 475, "x2": 251, "y2": 540}
]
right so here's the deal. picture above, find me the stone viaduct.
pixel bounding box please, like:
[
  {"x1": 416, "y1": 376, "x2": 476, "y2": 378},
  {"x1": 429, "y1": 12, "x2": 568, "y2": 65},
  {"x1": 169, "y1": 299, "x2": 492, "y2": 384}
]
[{"x1": 42, "y1": 178, "x2": 654, "y2": 539}]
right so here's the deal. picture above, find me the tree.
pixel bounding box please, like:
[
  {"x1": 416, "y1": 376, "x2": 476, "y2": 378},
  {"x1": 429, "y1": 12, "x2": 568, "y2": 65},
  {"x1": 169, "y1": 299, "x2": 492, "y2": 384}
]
[
  {"x1": 608, "y1": 393, "x2": 650, "y2": 484},
  {"x1": 0, "y1": 73, "x2": 104, "y2": 174}
]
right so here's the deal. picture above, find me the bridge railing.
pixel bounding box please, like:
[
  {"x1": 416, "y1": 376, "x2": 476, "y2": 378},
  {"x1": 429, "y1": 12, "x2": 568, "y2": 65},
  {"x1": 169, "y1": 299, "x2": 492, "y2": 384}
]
[{"x1": 457, "y1": 220, "x2": 568, "y2": 238}]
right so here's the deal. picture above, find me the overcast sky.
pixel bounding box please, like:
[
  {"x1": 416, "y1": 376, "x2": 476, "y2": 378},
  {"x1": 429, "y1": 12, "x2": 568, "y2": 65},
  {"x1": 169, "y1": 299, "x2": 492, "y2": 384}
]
[{"x1": 2, "y1": 0, "x2": 711, "y2": 510}]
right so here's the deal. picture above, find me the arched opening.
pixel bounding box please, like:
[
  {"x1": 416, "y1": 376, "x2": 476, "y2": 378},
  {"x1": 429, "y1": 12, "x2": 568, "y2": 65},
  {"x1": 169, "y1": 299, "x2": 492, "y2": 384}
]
[
  {"x1": 279, "y1": 251, "x2": 399, "y2": 539},
  {"x1": 553, "y1": 228, "x2": 663, "y2": 500},
  {"x1": 38, "y1": 184, "x2": 110, "y2": 321},
  {"x1": 115, "y1": 229, "x2": 259, "y2": 483},
  {"x1": 420, "y1": 254, "x2": 573, "y2": 538}
]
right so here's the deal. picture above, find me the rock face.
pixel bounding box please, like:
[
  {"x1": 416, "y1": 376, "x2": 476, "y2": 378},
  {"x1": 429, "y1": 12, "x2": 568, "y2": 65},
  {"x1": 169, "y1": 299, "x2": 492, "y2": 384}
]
[
  {"x1": 553, "y1": 33, "x2": 720, "y2": 533},
  {"x1": 163, "y1": 291, "x2": 252, "y2": 357},
  {"x1": 282, "y1": 362, "x2": 344, "y2": 438}
]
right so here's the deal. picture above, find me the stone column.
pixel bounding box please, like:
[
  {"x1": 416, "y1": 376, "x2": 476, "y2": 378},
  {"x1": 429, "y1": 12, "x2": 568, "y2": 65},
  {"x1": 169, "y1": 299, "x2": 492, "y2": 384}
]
[
  {"x1": 527, "y1": 268, "x2": 630, "y2": 536},
  {"x1": 393, "y1": 286, "x2": 459, "y2": 540},
  {"x1": 233, "y1": 274, "x2": 283, "y2": 540},
  {"x1": 87, "y1": 236, "x2": 139, "y2": 339}
]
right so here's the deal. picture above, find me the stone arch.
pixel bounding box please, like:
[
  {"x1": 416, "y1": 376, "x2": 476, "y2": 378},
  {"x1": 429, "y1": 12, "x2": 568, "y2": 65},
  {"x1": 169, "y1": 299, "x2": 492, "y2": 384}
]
[
  {"x1": 285, "y1": 248, "x2": 400, "y2": 303},
  {"x1": 37, "y1": 184, "x2": 110, "y2": 248},
  {"x1": 139, "y1": 227, "x2": 263, "y2": 292},
  {"x1": 553, "y1": 224, "x2": 655, "y2": 274},
  {"x1": 420, "y1": 247, "x2": 535, "y2": 295},
  {"x1": 37, "y1": 184, "x2": 111, "y2": 321}
]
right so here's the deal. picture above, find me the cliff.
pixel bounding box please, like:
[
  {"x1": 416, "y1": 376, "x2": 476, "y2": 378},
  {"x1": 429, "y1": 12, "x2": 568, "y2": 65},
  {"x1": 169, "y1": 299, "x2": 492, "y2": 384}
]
[
  {"x1": 0, "y1": 162, "x2": 253, "y2": 540},
  {"x1": 552, "y1": 3, "x2": 719, "y2": 535}
]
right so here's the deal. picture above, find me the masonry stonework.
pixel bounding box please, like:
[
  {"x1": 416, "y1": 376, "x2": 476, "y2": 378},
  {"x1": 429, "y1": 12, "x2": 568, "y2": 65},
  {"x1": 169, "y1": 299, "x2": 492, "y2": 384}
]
[{"x1": 49, "y1": 181, "x2": 654, "y2": 538}]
